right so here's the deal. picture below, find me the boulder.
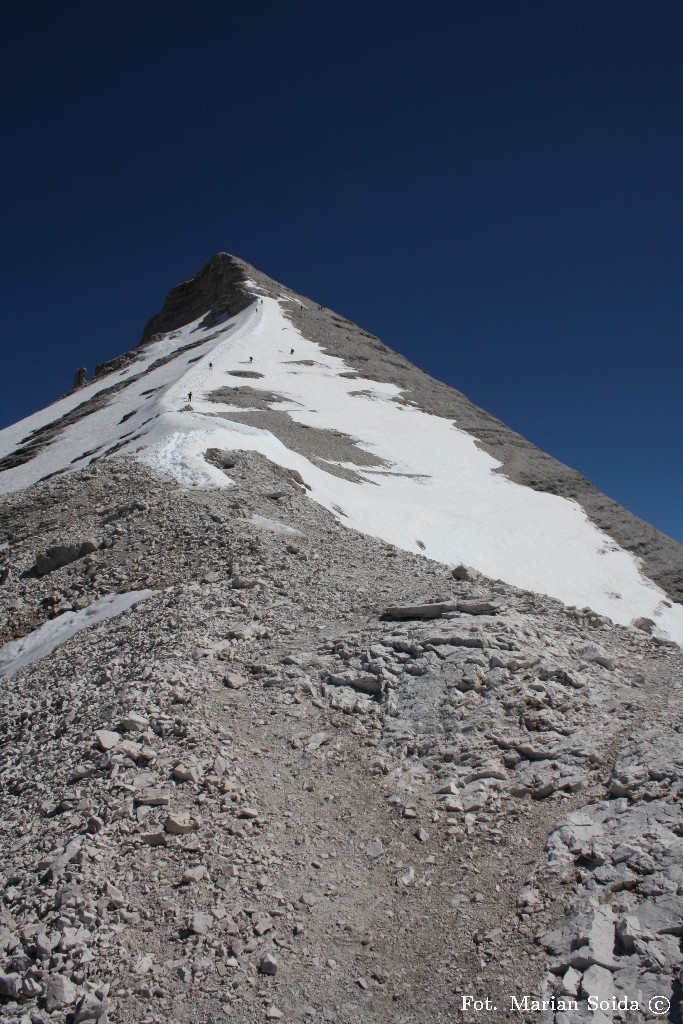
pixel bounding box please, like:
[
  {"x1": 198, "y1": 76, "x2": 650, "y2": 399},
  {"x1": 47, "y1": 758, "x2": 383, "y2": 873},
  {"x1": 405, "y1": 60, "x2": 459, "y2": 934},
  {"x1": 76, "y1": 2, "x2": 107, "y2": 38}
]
[
  {"x1": 164, "y1": 814, "x2": 197, "y2": 835},
  {"x1": 74, "y1": 991, "x2": 107, "y2": 1022},
  {"x1": 541, "y1": 904, "x2": 616, "y2": 970},
  {"x1": 95, "y1": 729, "x2": 120, "y2": 751},
  {"x1": 119, "y1": 711, "x2": 148, "y2": 732},
  {"x1": 580, "y1": 964, "x2": 614, "y2": 1024},
  {"x1": 224, "y1": 671, "x2": 247, "y2": 689},
  {"x1": 190, "y1": 912, "x2": 213, "y2": 935},
  {"x1": 577, "y1": 644, "x2": 615, "y2": 671},
  {"x1": 451, "y1": 564, "x2": 476, "y2": 581},
  {"x1": 327, "y1": 671, "x2": 382, "y2": 695},
  {"x1": 0, "y1": 972, "x2": 22, "y2": 999},
  {"x1": 34, "y1": 540, "x2": 98, "y2": 576},
  {"x1": 258, "y1": 954, "x2": 278, "y2": 976},
  {"x1": 44, "y1": 974, "x2": 78, "y2": 1011}
]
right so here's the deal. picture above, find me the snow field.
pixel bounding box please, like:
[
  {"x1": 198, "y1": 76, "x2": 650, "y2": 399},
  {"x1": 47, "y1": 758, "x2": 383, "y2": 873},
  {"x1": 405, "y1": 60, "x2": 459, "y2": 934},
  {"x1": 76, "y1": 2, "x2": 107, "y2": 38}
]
[{"x1": 0, "y1": 293, "x2": 681, "y2": 643}]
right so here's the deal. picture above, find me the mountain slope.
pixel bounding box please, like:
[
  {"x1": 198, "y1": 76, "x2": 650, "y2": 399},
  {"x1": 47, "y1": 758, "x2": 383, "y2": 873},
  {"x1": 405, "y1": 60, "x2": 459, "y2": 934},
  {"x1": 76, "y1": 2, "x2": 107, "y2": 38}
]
[
  {"x1": 0, "y1": 254, "x2": 681, "y2": 642},
  {"x1": 1, "y1": 258, "x2": 683, "y2": 1024},
  {"x1": 1, "y1": 455, "x2": 682, "y2": 1024}
]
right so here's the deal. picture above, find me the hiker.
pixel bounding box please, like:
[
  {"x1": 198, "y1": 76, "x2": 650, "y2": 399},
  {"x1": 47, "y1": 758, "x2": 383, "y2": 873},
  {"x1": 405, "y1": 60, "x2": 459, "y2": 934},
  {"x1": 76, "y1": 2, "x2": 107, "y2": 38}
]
[
  {"x1": 249, "y1": 356, "x2": 253, "y2": 364},
  {"x1": 290, "y1": 348, "x2": 294, "y2": 355},
  {"x1": 209, "y1": 362, "x2": 213, "y2": 369},
  {"x1": 188, "y1": 391, "x2": 192, "y2": 402}
]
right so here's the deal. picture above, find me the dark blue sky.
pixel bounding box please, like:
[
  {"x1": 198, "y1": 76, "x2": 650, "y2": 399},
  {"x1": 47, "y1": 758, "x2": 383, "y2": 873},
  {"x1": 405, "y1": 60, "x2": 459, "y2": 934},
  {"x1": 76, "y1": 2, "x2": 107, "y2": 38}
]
[{"x1": 2, "y1": 2, "x2": 681, "y2": 541}]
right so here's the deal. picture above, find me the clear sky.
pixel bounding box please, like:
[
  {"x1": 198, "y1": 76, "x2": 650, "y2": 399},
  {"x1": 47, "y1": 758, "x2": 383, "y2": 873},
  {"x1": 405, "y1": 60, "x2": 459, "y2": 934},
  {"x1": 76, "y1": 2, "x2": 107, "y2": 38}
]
[{"x1": 1, "y1": 1, "x2": 681, "y2": 542}]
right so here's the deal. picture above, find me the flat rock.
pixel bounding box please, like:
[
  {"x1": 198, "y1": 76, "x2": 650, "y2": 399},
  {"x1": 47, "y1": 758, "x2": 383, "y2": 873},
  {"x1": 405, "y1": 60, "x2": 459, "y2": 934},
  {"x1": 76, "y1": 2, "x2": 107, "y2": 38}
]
[
  {"x1": 173, "y1": 763, "x2": 201, "y2": 782},
  {"x1": 224, "y1": 671, "x2": 247, "y2": 689},
  {"x1": 120, "y1": 711, "x2": 148, "y2": 732},
  {"x1": 384, "y1": 602, "x2": 452, "y2": 620},
  {"x1": 190, "y1": 912, "x2": 213, "y2": 935},
  {"x1": 580, "y1": 964, "x2": 614, "y2": 1024},
  {"x1": 165, "y1": 814, "x2": 197, "y2": 835},
  {"x1": 327, "y1": 671, "x2": 382, "y2": 695},
  {"x1": 182, "y1": 865, "x2": 207, "y2": 883},
  {"x1": 117, "y1": 738, "x2": 142, "y2": 760},
  {"x1": 455, "y1": 598, "x2": 505, "y2": 615},
  {"x1": 542, "y1": 904, "x2": 616, "y2": 970},
  {"x1": 95, "y1": 729, "x2": 120, "y2": 751},
  {"x1": 140, "y1": 830, "x2": 167, "y2": 847},
  {"x1": 135, "y1": 787, "x2": 171, "y2": 806}
]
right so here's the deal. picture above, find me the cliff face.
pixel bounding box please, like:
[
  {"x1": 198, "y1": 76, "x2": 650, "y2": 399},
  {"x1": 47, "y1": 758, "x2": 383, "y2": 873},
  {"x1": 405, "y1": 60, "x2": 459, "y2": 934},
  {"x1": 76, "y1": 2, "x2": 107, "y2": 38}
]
[{"x1": 139, "y1": 253, "x2": 266, "y2": 345}]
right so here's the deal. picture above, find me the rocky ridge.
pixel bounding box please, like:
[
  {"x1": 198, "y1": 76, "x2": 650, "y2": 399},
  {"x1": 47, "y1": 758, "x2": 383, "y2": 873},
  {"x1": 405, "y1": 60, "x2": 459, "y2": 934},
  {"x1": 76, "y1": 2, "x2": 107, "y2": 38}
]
[{"x1": 1, "y1": 456, "x2": 681, "y2": 1024}]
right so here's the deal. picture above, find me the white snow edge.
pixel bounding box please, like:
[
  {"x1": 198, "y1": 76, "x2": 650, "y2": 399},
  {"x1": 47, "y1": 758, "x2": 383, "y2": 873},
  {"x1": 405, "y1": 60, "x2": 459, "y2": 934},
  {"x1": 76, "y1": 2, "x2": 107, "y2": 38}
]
[{"x1": 0, "y1": 590, "x2": 156, "y2": 678}]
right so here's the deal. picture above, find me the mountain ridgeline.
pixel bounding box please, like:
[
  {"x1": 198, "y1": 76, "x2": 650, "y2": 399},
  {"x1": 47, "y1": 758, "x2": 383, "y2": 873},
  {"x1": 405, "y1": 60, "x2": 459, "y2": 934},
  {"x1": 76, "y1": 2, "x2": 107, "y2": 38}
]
[
  {"x1": 141, "y1": 253, "x2": 683, "y2": 606},
  {"x1": 0, "y1": 254, "x2": 682, "y2": 1024}
]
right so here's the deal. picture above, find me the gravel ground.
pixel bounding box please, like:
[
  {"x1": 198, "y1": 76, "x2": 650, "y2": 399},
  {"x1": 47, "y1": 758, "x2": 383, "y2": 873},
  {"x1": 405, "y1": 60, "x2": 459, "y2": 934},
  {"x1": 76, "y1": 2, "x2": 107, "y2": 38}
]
[{"x1": 1, "y1": 456, "x2": 681, "y2": 1024}]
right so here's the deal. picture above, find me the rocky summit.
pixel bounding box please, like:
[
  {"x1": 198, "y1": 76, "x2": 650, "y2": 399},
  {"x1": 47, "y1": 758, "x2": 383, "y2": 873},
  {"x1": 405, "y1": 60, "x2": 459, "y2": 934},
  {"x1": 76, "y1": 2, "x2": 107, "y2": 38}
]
[{"x1": 0, "y1": 255, "x2": 681, "y2": 1024}]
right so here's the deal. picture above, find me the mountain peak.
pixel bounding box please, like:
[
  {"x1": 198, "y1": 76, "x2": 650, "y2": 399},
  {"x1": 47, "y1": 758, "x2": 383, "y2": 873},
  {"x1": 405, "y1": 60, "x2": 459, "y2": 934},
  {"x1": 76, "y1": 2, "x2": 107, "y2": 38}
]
[
  {"x1": 0, "y1": 255, "x2": 681, "y2": 641},
  {"x1": 140, "y1": 252, "x2": 256, "y2": 345}
]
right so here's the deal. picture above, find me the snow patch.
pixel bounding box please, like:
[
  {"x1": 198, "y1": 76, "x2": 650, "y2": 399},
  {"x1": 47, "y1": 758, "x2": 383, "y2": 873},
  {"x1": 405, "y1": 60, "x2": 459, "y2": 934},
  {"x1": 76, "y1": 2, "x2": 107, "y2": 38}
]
[
  {"x1": 0, "y1": 591, "x2": 156, "y2": 678},
  {"x1": 246, "y1": 515, "x2": 302, "y2": 536}
]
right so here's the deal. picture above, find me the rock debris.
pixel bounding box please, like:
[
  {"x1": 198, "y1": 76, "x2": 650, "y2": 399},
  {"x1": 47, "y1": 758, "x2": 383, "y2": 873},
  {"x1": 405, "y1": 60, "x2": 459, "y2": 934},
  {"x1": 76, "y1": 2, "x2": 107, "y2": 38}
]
[{"x1": 0, "y1": 449, "x2": 681, "y2": 1023}]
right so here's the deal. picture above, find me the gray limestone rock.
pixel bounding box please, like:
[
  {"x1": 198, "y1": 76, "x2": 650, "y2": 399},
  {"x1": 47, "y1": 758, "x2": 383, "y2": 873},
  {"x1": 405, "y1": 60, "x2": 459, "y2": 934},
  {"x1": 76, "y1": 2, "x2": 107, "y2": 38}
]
[
  {"x1": 384, "y1": 602, "x2": 452, "y2": 620},
  {"x1": 327, "y1": 670, "x2": 383, "y2": 695},
  {"x1": 560, "y1": 967, "x2": 582, "y2": 997},
  {"x1": 34, "y1": 539, "x2": 98, "y2": 575},
  {"x1": 135, "y1": 788, "x2": 171, "y2": 806},
  {"x1": 451, "y1": 564, "x2": 477, "y2": 581},
  {"x1": 0, "y1": 972, "x2": 22, "y2": 999},
  {"x1": 43, "y1": 975, "x2": 78, "y2": 1011},
  {"x1": 454, "y1": 598, "x2": 506, "y2": 616},
  {"x1": 580, "y1": 965, "x2": 614, "y2": 1022},
  {"x1": 0, "y1": 380, "x2": 681, "y2": 1024},
  {"x1": 189, "y1": 912, "x2": 214, "y2": 935},
  {"x1": 541, "y1": 904, "x2": 616, "y2": 970},
  {"x1": 258, "y1": 954, "x2": 278, "y2": 976},
  {"x1": 73, "y1": 991, "x2": 108, "y2": 1022}
]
